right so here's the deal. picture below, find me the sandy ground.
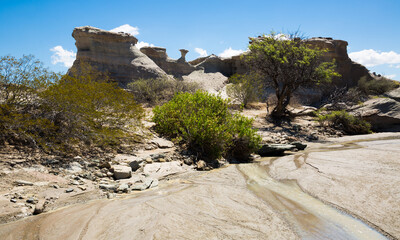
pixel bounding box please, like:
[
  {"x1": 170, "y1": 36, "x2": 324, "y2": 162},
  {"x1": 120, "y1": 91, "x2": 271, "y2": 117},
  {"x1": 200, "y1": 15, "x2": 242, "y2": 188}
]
[
  {"x1": 267, "y1": 132, "x2": 400, "y2": 239},
  {"x1": 0, "y1": 166, "x2": 298, "y2": 240}
]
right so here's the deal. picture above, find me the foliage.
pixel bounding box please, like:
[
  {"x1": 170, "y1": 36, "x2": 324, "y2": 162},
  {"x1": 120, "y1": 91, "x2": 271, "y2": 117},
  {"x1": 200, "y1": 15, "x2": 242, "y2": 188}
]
[
  {"x1": 152, "y1": 91, "x2": 261, "y2": 162},
  {"x1": 245, "y1": 32, "x2": 340, "y2": 118},
  {"x1": 226, "y1": 73, "x2": 264, "y2": 107},
  {"x1": 0, "y1": 56, "x2": 144, "y2": 153},
  {"x1": 316, "y1": 110, "x2": 371, "y2": 135},
  {"x1": 127, "y1": 77, "x2": 198, "y2": 106},
  {"x1": 358, "y1": 76, "x2": 398, "y2": 95}
]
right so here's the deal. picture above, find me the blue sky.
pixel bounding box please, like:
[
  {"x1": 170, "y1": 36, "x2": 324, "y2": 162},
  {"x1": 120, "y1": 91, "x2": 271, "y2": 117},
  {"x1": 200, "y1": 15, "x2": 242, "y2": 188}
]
[{"x1": 1, "y1": 0, "x2": 399, "y2": 80}]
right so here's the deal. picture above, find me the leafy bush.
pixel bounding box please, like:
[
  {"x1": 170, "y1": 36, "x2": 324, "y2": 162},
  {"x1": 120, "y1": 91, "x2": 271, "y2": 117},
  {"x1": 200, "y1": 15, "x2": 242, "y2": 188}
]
[
  {"x1": 226, "y1": 73, "x2": 263, "y2": 107},
  {"x1": 316, "y1": 110, "x2": 371, "y2": 135},
  {"x1": 358, "y1": 76, "x2": 398, "y2": 95},
  {"x1": 152, "y1": 91, "x2": 261, "y2": 162},
  {"x1": 127, "y1": 77, "x2": 198, "y2": 106},
  {"x1": 0, "y1": 56, "x2": 144, "y2": 153}
]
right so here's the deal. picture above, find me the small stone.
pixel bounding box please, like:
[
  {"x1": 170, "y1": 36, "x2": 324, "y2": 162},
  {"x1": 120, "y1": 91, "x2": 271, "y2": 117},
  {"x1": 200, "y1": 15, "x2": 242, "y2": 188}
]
[
  {"x1": 33, "y1": 201, "x2": 45, "y2": 215},
  {"x1": 150, "y1": 179, "x2": 159, "y2": 188},
  {"x1": 106, "y1": 171, "x2": 113, "y2": 177},
  {"x1": 26, "y1": 197, "x2": 38, "y2": 204},
  {"x1": 14, "y1": 180, "x2": 34, "y2": 186},
  {"x1": 158, "y1": 158, "x2": 166, "y2": 162},
  {"x1": 129, "y1": 160, "x2": 141, "y2": 172},
  {"x1": 10, "y1": 199, "x2": 17, "y2": 203},
  {"x1": 70, "y1": 180, "x2": 80, "y2": 185},
  {"x1": 196, "y1": 160, "x2": 206, "y2": 170},
  {"x1": 65, "y1": 188, "x2": 74, "y2": 193},
  {"x1": 106, "y1": 192, "x2": 116, "y2": 199},
  {"x1": 112, "y1": 165, "x2": 132, "y2": 180},
  {"x1": 117, "y1": 183, "x2": 129, "y2": 193},
  {"x1": 52, "y1": 184, "x2": 60, "y2": 189},
  {"x1": 99, "y1": 184, "x2": 117, "y2": 191},
  {"x1": 78, "y1": 186, "x2": 87, "y2": 191},
  {"x1": 183, "y1": 158, "x2": 193, "y2": 165},
  {"x1": 291, "y1": 142, "x2": 307, "y2": 150},
  {"x1": 99, "y1": 161, "x2": 112, "y2": 169}
]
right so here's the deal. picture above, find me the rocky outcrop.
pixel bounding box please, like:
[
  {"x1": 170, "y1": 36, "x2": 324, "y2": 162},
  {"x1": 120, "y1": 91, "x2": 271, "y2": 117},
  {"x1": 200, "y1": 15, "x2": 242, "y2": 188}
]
[
  {"x1": 189, "y1": 54, "x2": 247, "y2": 77},
  {"x1": 140, "y1": 47, "x2": 197, "y2": 77},
  {"x1": 69, "y1": 26, "x2": 167, "y2": 87},
  {"x1": 351, "y1": 97, "x2": 400, "y2": 130},
  {"x1": 306, "y1": 37, "x2": 373, "y2": 88}
]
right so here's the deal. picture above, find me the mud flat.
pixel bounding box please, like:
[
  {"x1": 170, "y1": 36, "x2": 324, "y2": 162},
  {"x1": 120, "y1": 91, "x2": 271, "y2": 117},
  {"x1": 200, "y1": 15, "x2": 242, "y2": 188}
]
[{"x1": 0, "y1": 133, "x2": 398, "y2": 239}]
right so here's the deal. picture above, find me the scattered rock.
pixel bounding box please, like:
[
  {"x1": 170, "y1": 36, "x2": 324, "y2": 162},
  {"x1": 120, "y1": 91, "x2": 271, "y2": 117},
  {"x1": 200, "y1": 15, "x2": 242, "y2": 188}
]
[
  {"x1": 150, "y1": 138, "x2": 174, "y2": 148},
  {"x1": 129, "y1": 160, "x2": 141, "y2": 172},
  {"x1": 112, "y1": 165, "x2": 132, "y2": 180},
  {"x1": 291, "y1": 142, "x2": 307, "y2": 151},
  {"x1": 99, "y1": 184, "x2": 118, "y2": 191},
  {"x1": 132, "y1": 178, "x2": 154, "y2": 191},
  {"x1": 65, "y1": 188, "x2": 74, "y2": 193},
  {"x1": 33, "y1": 200, "x2": 46, "y2": 215},
  {"x1": 66, "y1": 162, "x2": 83, "y2": 173},
  {"x1": 117, "y1": 183, "x2": 129, "y2": 193},
  {"x1": 14, "y1": 180, "x2": 34, "y2": 186},
  {"x1": 196, "y1": 160, "x2": 207, "y2": 171},
  {"x1": 258, "y1": 144, "x2": 296, "y2": 156},
  {"x1": 26, "y1": 197, "x2": 38, "y2": 204},
  {"x1": 143, "y1": 162, "x2": 184, "y2": 178},
  {"x1": 10, "y1": 199, "x2": 17, "y2": 203},
  {"x1": 145, "y1": 158, "x2": 153, "y2": 164},
  {"x1": 52, "y1": 184, "x2": 60, "y2": 189}
]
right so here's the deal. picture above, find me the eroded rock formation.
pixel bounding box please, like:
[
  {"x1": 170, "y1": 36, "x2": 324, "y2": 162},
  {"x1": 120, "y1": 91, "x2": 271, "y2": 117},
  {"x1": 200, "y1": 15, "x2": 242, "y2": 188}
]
[
  {"x1": 306, "y1": 37, "x2": 373, "y2": 88},
  {"x1": 139, "y1": 47, "x2": 197, "y2": 77},
  {"x1": 69, "y1": 26, "x2": 167, "y2": 86}
]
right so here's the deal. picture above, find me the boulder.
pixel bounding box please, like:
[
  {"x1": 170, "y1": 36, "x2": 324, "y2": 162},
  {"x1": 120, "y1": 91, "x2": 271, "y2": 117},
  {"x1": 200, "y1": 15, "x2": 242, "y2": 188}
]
[
  {"x1": 291, "y1": 142, "x2": 307, "y2": 150},
  {"x1": 131, "y1": 178, "x2": 154, "y2": 191},
  {"x1": 258, "y1": 144, "x2": 296, "y2": 156},
  {"x1": 150, "y1": 137, "x2": 174, "y2": 148},
  {"x1": 69, "y1": 26, "x2": 167, "y2": 87},
  {"x1": 182, "y1": 69, "x2": 228, "y2": 95},
  {"x1": 111, "y1": 165, "x2": 132, "y2": 180},
  {"x1": 351, "y1": 98, "x2": 400, "y2": 130},
  {"x1": 143, "y1": 162, "x2": 184, "y2": 179},
  {"x1": 129, "y1": 160, "x2": 141, "y2": 172}
]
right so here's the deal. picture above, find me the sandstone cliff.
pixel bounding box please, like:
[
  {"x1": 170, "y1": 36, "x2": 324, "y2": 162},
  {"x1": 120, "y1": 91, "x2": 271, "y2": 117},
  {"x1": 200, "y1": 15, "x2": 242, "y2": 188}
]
[{"x1": 69, "y1": 26, "x2": 167, "y2": 87}]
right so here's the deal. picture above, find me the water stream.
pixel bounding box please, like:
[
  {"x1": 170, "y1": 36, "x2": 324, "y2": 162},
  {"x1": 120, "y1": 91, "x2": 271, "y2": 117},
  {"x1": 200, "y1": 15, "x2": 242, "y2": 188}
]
[{"x1": 237, "y1": 138, "x2": 392, "y2": 240}]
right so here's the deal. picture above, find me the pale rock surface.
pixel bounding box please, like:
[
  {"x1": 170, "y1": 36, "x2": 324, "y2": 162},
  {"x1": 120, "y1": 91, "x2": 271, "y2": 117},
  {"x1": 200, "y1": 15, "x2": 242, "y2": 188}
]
[
  {"x1": 111, "y1": 165, "x2": 132, "y2": 180},
  {"x1": 69, "y1": 26, "x2": 167, "y2": 87}
]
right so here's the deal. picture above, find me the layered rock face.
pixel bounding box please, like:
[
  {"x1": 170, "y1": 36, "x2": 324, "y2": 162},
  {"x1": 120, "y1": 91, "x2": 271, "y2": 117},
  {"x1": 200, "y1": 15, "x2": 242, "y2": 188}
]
[
  {"x1": 306, "y1": 37, "x2": 372, "y2": 88},
  {"x1": 69, "y1": 26, "x2": 167, "y2": 86},
  {"x1": 189, "y1": 54, "x2": 247, "y2": 77},
  {"x1": 139, "y1": 47, "x2": 197, "y2": 77}
]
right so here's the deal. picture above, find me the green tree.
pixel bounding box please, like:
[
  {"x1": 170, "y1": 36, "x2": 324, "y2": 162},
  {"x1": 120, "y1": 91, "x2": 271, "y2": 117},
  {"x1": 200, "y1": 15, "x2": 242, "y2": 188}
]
[{"x1": 245, "y1": 32, "x2": 340, "y2": 118}]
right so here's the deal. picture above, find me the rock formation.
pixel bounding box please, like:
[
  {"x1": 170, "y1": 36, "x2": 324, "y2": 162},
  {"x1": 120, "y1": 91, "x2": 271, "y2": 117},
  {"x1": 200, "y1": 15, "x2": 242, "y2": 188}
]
[
  {"x1": 351, "y1": 90, "x2": 400, "y2": 130},
  {"x1": 68, "y1": 27, "x2": 377, "y2": 103},
  {"x1": 306, "y1": 37, "x2": 373, "y2": 88},
  {"x1": 139, "y1": 47, "x2": 197, "y2": 77},
  {"x1": 69, "y1": 26, "x2": 167, "y2": 87}
]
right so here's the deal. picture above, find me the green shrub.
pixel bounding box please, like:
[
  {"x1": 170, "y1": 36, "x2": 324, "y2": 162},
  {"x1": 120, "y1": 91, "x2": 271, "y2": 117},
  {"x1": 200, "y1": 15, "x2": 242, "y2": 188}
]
[
  {"x1": 127, "y1": 77, "x2": 198, "y2": 106},
  {"x1": 226, "y1": 73, "x2": 263, "y2": 107},
  {"x1": 358, "y1": 76, "x2": 398, "y2": 95},
  {"x1": 0, "y1": 56, "x2": 144, "y2": 153},
  {"x1": 316, "y1": 110, "x2": 371, "y2": 135},
  {"x1": 152, "y1": 91, "x2": 261, "y2": 162}
]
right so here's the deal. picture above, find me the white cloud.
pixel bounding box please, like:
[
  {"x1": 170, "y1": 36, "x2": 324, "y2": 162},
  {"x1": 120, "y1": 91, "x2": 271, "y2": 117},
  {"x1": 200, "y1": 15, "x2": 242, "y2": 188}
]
[
  {"x1": 218, "y1": 47, "x2": 244, "y2": 58},
  {"x1": 50, "y1": 46, "x2": 76, "y2": 68},
  {"x1": 384, "y1": 74, "x2": 396, "y2": 79},
  {"x1": 194, "y1": 48, "x2": 208, "y2": 57},
  {"x1": 135, "y1": 41, "x2": 154, "y2": 49},
  {"x1": 349, "y1": 49, "x2": 400, "y2": 67},
  {"x1": 396, "y1": 65, "x2": 400, "y2": 69},
  {"x1": 110, "y1": 24, "x2": 139, "y2": 36}
]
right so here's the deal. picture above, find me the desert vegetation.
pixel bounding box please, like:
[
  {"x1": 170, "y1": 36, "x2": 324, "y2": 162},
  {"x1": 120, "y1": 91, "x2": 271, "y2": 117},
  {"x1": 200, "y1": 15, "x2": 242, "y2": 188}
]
[
  {"x1": 245, "y1": 32, "x2": 340, "y2": 118},
  {"x1": 152, "y1": 91, "x2": 261, "y2": 163},
  {"x1": 127, "y1": 77, "x2": 198, "y2": 106},
  {"x1": 0, "y1": 55, "x2": 144, "y2": 154}
]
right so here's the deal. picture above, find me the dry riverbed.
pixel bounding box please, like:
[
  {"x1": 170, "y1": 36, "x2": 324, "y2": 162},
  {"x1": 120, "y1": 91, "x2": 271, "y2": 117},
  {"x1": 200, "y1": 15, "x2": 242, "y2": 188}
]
[{"x1": 0, "y1": 132, "x2": 399, "y2": 239}]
